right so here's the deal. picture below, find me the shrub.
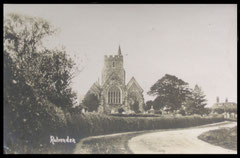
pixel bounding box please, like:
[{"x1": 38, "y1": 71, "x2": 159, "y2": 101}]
[
  {"x1": 82, "y1": 93, "x2": 99, "y2": 112},
  {"x1": 213, "y1": 108, "x2": 225, "y2": 114},
  {"x1": 69, "y1": 113, "x2": 224, "y2": 140},
  {"x1": 118, "y1": 108, "x2": 125, "y2": 114},
  {"x1": 109, "y1": 113, "x2": 159, "y2": 117},
  {"x1": 154, "y1": 110, "x2": 162, "y2": 114}
]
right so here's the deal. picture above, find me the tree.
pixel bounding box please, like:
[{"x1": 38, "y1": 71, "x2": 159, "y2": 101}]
[
  {"x1": 178, "y1": 108, "x2": 186, "y2": 116},
  {"x1": 184, "y1": 85, "x2": 207, "y2": 115},
  {"x1": 144, "y1": 100, "x2": 153, "y2": 111},
  {"x1": 131, "y1": 100, "x2": 140, "y2": 113},
  {"x1": 128, "y1": 92, "x2": 141, "y2": 113},
  {"x1": 152, "y1": 97, "x2": 165, "y2": 110},
  {"x1": 202, "y1": 107, "x2": 212, "y2": 115},
  {"x1": 4, "y1": 13, "x2": 77, "y2": 153},
  {"x1": 82, "y1": 93, "x2": 99, "y2": 112},
  {"x1": 224, "y1": 106, "x2": 237, "y2": 114},
  {"x1": 37, "y1": 49, "x2": 77, "y2": 110},
  {"x1": 4, "y1": 13, "x2": 77, "y2": 111},
  {"x1": 148, "y1": 74, "x2": 191, "y2": 112},
  {"x1": 213, "y1": 108, "x2": 224, "y2": 114}
]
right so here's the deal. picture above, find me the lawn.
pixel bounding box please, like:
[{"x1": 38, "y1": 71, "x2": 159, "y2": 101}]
[
  {"x1": 198, "y1": 125, "x2": 237, "y2": 151},
  {"x1": 74, "y1": 132, "x2": 142, "y2": 154}
]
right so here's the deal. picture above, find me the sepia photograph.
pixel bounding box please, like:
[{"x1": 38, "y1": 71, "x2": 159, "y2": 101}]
[{"x1": 3, "y1": 4, "x2": 237, "y2": 154}]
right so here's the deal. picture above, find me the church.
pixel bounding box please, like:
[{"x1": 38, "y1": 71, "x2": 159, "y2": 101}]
[{"x1": 85, "y1": 46, "x2": 144, "y2": 114}]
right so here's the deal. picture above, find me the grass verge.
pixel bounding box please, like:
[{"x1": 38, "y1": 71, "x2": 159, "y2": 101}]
[{"x1": 198, "y1": 125, "x2": 237, "y2": 151}]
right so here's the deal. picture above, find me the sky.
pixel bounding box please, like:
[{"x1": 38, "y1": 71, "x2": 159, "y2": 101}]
[{"x1": 4, "y1": 4, "x2": 237, "y2": 107}]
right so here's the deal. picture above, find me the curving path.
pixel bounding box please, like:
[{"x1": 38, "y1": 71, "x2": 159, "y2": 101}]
[{"x1": 128, "y1": 121, "x2": 237, "y2": 154}]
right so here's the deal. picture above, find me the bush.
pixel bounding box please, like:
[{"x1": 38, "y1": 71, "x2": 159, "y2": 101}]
[
  {"x1": 82, "y1": 93, "x2": 99, "y2": 112},
  {"x1": 213, "y1": 108, "x2": 225, "y2": 114},
  {"x1": 154, "y1": 110, "x2": 162, "y2": 114},
  {"x1": 109, "y1": 113, "x2": 159, "y2": 117},
  {"x1": 69, "y1": 113, "x2": 224, "y2": 140},
  {"x1": 118, "y1": 108, "x2": 125, "y2": 114}
]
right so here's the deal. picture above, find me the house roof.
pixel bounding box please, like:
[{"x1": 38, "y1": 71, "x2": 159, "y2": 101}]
[{"x1": 211, "y1": 102, "x2": 237, "y2": 109}]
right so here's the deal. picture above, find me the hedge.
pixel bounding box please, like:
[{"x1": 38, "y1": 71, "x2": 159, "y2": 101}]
[
  {"x1": 69, "y1": 113, "x2": 225, "y2": 140},
  {"x1": 7, "y1": 113, "x2": 224, "y2": 153}
]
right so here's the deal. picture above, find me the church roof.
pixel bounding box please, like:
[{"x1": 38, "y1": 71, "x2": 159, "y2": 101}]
[
  {"x1": 92, "y1": 81, "x2": 101, "y2": 90},
  {"x1": 86, "y1": 81, "x2": 101, "y2": 96},
  {"x1": 102, "y1": 71, "x2": 123, "y2": 88},
  {"x1": 126, "y1": 77, "x2": 143, "y2": 93}
]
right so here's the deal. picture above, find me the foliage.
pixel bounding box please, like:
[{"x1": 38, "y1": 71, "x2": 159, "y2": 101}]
[
  {"x1": 68, "y1": 105, "x2": 83, "y2": 115},
  {"x1": 109, "y1": 113, "x2": 159, "y2": 117},
  {"x1": 4, "y1": 13, "x2": 77, "y2": 110},
  {"x1": 224, "y1": 106, "x2": 237, "y2": 114},
  {"x1": 118, "y1": 108, "x2": 125, "y2": 114},
  {"x1": 4, "y1": 13, "x2": 76, "y2": 153},
  {"x1": 184, "y1": 85, "x2": 207, "y2": 116},
  {"x1": 82, "y1": 93, "x2": 100, "y2": 112},
  {"x1": 127, "y1": 92, "x2": 141, "y2": 113},
  {"x1": 154, "y1": 110, "x2": 162, "y2": 114},
  {"x1": 69, "y1": 113, "x2": 225, "y2": 140},
  {"x1": 144, "y1": 100, "x2": 153, "y2": 111},
  {"x1": 148, "y1": 74, "x2": 191, "y2": 112},
  {"x1": 213, "y1": 108, "x2": 225, "y2": 114},
  {"x1": 152, "y1": 97, "x2": 165, "y2": 110},
  {"x1": 201, "y1": 107, "x2": 212, "y2": 115},
  {"x1": 178, "y1": 108, "x2": 186, "y2": 116}
]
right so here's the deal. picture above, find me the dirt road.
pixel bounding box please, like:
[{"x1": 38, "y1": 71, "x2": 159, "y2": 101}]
[{"x1": 128, "y1": 121, "x2": 237, "y2": 154}]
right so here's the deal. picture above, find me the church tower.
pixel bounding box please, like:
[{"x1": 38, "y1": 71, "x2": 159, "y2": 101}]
[
  {"x1": 86, "y1": 46, "x2": 144, "y2": 114},
  {"x1": 101, "y1": 46, "x2": 126, "y2": 85}
]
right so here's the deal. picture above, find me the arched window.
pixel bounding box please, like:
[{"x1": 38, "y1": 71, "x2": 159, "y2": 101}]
[
  {"x1": 108, "y1": 86, "x2": 121, "y2": 104},
  {"x1": 113, "y1": 61, "x2": 115, "y2": 67}
]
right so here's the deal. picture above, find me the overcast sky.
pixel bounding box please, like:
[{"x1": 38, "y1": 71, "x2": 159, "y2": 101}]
[{"x1": 4, "y1": 4, "x2": 237, "y2": 107}]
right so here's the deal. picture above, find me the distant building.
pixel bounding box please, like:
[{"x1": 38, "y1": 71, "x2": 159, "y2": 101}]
[
  {"x1": 85, "y1": 46, "x2": 144, "y2": 113},
  {"x1": 211, "y1": 97, "x2": 237, "y2": 119},
  {"x1": 212, "y1": 97, "x2": 237, "y2": 109}
]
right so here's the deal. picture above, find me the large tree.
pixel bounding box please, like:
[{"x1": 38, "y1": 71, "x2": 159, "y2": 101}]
[
  {"x1": 4, "y1": 13, "x2": 76, "y2": 153},
  {"x1": 148, "y1": 74, "x2": 191, "y2": 112},
  {"x1": 184, "y1": 85, "x2": 207, "y2": 115},
  {"x1": 36, "y1": 49, "x2": 77, "y2": 110},
  {"x1": 4, "y1": 13, "x2": 77, "y2": 110}
]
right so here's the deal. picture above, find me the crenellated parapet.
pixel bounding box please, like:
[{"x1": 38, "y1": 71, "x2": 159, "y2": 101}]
[
  {"x1": 102, "y1": 48, "x2": 125, "y2": 85},
  {"x1": 104, "y1": 54, "x2": 123, "y2": 63}
]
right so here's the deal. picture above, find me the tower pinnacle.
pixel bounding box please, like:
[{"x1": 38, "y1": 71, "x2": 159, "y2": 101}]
[
  {"x1": 118, "y1": 45, "x2": 122, "y2": 55},
  {"x1": 216, "y1": 96, "x2": 219, "y2": 103}
]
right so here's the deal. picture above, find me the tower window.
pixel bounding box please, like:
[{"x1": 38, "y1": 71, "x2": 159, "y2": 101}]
[{"x1": 113, "y1": 62, "x2": 115, "y2": 67}]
